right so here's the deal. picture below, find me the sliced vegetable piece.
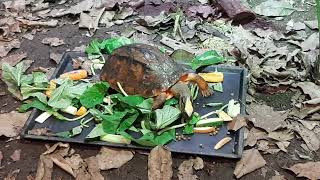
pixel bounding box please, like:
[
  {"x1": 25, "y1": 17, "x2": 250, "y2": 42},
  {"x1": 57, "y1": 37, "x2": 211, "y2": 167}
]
[
  {"x1": 45, "y1": 80, "x2": 57, "y2": 97},
  {"x1": 218, "y1": 111, "x2": 233, "y2": 121},
  {"x1": 227, "y1": 99, "x2": 240, "y2": 117},
  {"x1": 35, "y1": 112, "x2": 52, "y2": 123},
  {"x1": 196, "y1": 118, "x2": 223, "y2": 127},
  {"x1": 193, "y1": 127, "x2": 215, "y2": 133},
  {"x1": 100, "y1": 134, "x2": 131, "y2": 144},
  {"x1": 62, "y1": 106, "x2": 78, "y2": 115},
  {"x1": 214, "y1": 137, "x2": 232, "y2": 150},
  {"x1": 60, "y1": 70, "x2": 88, "y2": 80},
  {"x1": 76, "y1": 106, "x2": 87, "y2": 116},
  {"x1": 198, "y1": 72, "x2": 224, "y2": 82}
]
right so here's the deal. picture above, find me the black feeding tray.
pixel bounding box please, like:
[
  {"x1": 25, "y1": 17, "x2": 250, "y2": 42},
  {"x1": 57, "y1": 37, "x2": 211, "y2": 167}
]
[{"x1": 21, "y1": 52, "x2": 247, "y2": 158}]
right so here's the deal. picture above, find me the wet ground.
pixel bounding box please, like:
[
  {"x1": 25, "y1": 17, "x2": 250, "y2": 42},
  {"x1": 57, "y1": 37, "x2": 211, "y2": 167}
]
[{"x1": 0, "y1": 0, "x2": 319, "y2": 179}]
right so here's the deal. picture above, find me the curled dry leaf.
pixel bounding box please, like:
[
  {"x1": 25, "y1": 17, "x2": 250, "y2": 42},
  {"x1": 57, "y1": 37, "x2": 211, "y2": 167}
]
[
  {"x1": 10, "y1": 149, "x2": 21, "y2": 162},
  {"x1": 0, "y1": 111, "x2": 29, "y2": 137},
  {"x1": 0, "y1": 39, "x2": 21, "y2": 57},
  {"x1": 51, "y1": 155, "x2": 75, "y2": 177},
  {"x1": 287, "y1": 162, "x2": 320, "y2": 180},
  {"x1": 148, "y1": 146, "x2": 173, "y2": 180},
  {"x1": 295, "y1": 82, "x2": 320, "y2": 99},
  {"x1": 247, "y1": 103, "x2": 287, "y2": 132},
  {"x1": 42, "y1": 37, "x2": 65, "y2": 47},
  {"x1": 97, "y1": 147, "x2": 134, "y2": 170},
  {"x1": 227, "y1": 115, "x2": 247, "y2": 131},
  {"x1": 234, "y1": 149, "x2": 266, "y2": 178}
]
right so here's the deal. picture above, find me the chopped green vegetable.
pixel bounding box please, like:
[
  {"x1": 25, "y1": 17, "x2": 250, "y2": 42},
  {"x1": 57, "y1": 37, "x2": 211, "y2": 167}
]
[
  {"x1": 101, "y1": 111, "x2": 129, "y2": 134},
  {"x1": 154, "y1": 105, "x2": 181, "y2": 130},
  {"x1": 86, "y1": 124, "x2": 106, "y2": 139},
  {"x1": 19, "y1": 99, "x2": 48, "y2": 112},
  {"x1": 164, "y1": 98, "x2": 178, "y2": 106},
  {"x1": 183, "y1": 113, "x2": 201, "y2": 134},
  {"x1": 99, "y1": 37, "x2": 133, "y2": 54},
  {"x1": 85, "y1": 39, "x2": 101, "y2": 57},
  {"x1": 48, "y1": 79, "x2": 74, "y2": 109},
  {"x1": 191, "y1": 50, "x2": 224, "y2": 70},
  {"x1": 100, "y1": 134, "x2": 131, "y2": 144},
  {"x1": 196, "y1": 118, "x2": 223, "y2": 127},
  {"x1": 118, "y1": 95, "x2": 145, "y2": 107},
  {"x1": 80, "y1": 82, "x2": 110, "y2": 108},
  {"x1": 137, "y1": 98, "x2": 153, "y2": 113},
  {"x1": 20, "y1": 84, "x2": 48, "y2": 103},
  {"x1": 117, "y1": 111, "x2": 139, "y2": 132}
]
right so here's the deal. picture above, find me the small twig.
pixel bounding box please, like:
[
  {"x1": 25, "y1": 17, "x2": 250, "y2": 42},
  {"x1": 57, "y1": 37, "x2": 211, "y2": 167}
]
[{"x1": 117, "y1": 82, "x2": 128, "y2": 96}]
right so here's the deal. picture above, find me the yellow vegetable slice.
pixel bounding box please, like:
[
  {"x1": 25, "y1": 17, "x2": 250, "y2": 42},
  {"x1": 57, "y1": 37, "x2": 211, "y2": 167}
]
[
  {"x1": 198, "y1": 72, "x2": 224, "y2": 83},
  {"x1": 214, "y1": 137, "x2": 232, "y2": 150},
  {"x1": 218, "y1": 111, "x2": 233, "y2": 121}
]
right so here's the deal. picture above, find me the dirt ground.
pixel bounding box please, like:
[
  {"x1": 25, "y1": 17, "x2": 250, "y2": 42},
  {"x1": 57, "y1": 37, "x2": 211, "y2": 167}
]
[{"x1": 0, "y1": 0, "x2": 319, "y2": 179}]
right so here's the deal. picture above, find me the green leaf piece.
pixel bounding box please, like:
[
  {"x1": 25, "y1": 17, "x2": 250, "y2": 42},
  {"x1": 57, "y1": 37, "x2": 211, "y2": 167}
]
[
  {"x1": 191, "y1": 50, "x2": 224, "y2": 70},
  {"x1": 155, "y1": 105, "x2": 181, "y2": 130},
  {"x1": 80, "y1": 82, "x2": 110, "y2": 108}
]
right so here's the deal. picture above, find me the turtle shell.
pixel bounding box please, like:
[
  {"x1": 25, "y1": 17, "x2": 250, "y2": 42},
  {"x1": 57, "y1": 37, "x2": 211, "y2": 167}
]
[{"x1": 100, "y1": 44, "x2": 187, "y2": 97}]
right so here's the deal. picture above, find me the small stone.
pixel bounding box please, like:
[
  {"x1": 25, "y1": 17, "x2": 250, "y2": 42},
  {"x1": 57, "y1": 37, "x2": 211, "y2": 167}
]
[{"x1": 199, "y1": 144, "x2": 203, "y2": 148}]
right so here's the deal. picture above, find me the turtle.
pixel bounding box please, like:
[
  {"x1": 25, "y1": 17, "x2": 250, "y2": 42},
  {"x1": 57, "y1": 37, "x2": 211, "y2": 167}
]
[{"x1": 100, "y1": 43, "x2": 212, "y2": 116}]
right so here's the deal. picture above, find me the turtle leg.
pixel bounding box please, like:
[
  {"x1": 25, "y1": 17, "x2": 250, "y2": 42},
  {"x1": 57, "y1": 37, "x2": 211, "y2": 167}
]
[
  {"x1": 152, "y1": 92, "x2": 168, "y2": 110},
  {"x1": 180, "y1": 73, "x2": 213, "y2": 97}
]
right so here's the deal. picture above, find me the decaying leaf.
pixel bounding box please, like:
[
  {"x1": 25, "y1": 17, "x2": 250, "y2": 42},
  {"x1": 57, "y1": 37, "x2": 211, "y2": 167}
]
[
  {"x1": 287, "y1": 162, "x2": 320, "y2": 180},
  {"x1": 253, "y1": 0, "x2": 296, "y2": 17},
  {"x1": 16, "y1": 18, "x2": 58, "y2": 27},
  {"x1": 276, "y1": 141, "x2": 290, "y2": 152},
  {"x1": 42, "y1": 37, "x2": 65, "y2": 47},
  {"x1": 50, "y1": 0, "x2": 94, "y2": 17},
  {"x1": 0, "y1": 111, "x2": 29, "y2": 137},
  {"x1": 148, "y1": 146, "x2": 173, "y2": 180},
  {"x1": 247, "y1": 103, "x2": 287, "y2": 132},
  {"x1": 79, "y1": 8, "x2": 106, "y2": 33},
  {"x1": 285, "y1": 120, "x2": 320, "y2": 151},
  {"x1": 304, "y1": 20, "x2": 318, "y2": 30},
  {"x1": 0, "y1": 52, "x2": 27, "y2": 69},
  {"x1": 295, "y1": 82, "x2": 320, "y2": 99},
  {"x1": 49, "y1": 52, "x2": 63, "y2": 64},
  {"x1": 245, "y1": 127, "x2": 268, "y2": 147},
  {"x1": 234, "y1": 149, "x2": 266, "y2": 178},
  {"x1": 301, "y1": 33, "x2": 319, "y2": 52},
  {"x1": 0, "y1": 39, "x2": 21, "y2": 57},
  {"x1": 268, "y1": 129, "x2": 294, "y2": 142},
  {"x1": 160, "y1": 35, "x2": 196, "y2": 53},
  {"x1": 227, "y1": 115, "x2": 247, "y2": 131},
  {"x1": 85, "y1": 156, "x2": 104, "y2": 180},
  {"x1": 96, "y1": 147, "x2": 134, "y2": 170},
  {"x1": 10, "y1": 149, "x2": 21, "y2": 162}
]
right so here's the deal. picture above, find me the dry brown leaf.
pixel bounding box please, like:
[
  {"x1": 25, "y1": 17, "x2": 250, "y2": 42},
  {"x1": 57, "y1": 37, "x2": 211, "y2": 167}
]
[
  {"x1": 4, "y1": 169, "x2": 20, "y2": 180},
  {"x1": 42, "y1": 37, "x2": 65, "y2": 47},
  {"x1": 51, "y1": 155, "x2": 75, "y2": 177},
  {"x1": 0, "y1": 150, "x2": 3, "y2": 166},
  {"x1": 148, "y1": 146, "x2": 173, "y2": 180},
  {"x1": 227, "y1": 115, "x2": 248, "y2": 131},
  {"x1": 65, "y1": 154, "x2": 83, "y2": 170},
  {"x1": 245, "y1": 127, "x2": 268, "y2": 147},
  {"x1": 276, "y1": 141, "x2": 290, "y2": 152},
  {"x1": 286, "y1": 120, "x2": 320, "y2": 151},
  {"x1": 85, "y1": 156, "x2": 104, "y2": 180},
  {"x1": 49, "y1": 52, "x2": 63, "y2": 64},
  {"x1": 234, "y1": 149, "x2": 266, "y2": 178},
  {"x1": 0, "y1": 111, "x2": 29, "y2": 137},
  {"x1": 270, "y1": 175, "x2": 286, "y2": 180},
  {"x1": 16, "y1": 18, "x2": 58, "y2": 27},
  {"x1": 287, "y1": 162, "x2": 320, "y2": 180},
  {"x1": 35, "y1": 155, "x2": 53, "y2": 180},
  {"x1": 79, "y1": 8, "x2": 105, "y2": 33},
  {"x1": 178, "y1": 159, "x2": 197, "y2": 180},
  {"x1": 0, "y1": 39, "x2": 21, "y2": 57},
  {"x1": 0, "y1": 52, "x2": 27, "y2": 69},
  {"x1": 97, "y1": 147, "x2": 134, "y2": 170},
  {"x1": 247, "y1": 103, "x2": 287, "y2": 132},
  {"x1": 296, "y1": 82, "x2": 320, "y2": 99},
  {"x1": 10, "y1": 149, "x2": 21, "y2": 161},
  {"x1": 268, "y1": 129, "x2": 294, "y2": 142}
]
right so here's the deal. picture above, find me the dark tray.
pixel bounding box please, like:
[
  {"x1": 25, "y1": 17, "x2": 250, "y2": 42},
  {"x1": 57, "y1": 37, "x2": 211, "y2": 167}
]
[{"x1": 21, "y1": 51, "x2": 247, "y2": 158}]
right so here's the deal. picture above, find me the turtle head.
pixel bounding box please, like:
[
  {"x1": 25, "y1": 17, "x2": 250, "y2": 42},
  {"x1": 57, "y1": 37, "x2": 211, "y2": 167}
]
[{"x1": 171, "y1": 82, "x2": 193, "y2": 117}]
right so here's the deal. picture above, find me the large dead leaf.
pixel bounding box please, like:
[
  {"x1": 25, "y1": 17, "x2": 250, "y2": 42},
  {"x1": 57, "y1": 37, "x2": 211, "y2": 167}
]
[
  {"x1": 234, "y1": 149, "x2": 266, "y2": 178},
  {"x1": 268, "y1": 129, "x2": 294, "y2": 141},
  {"x1": 287, "y1": 162, "x2": 320, "y2": 180},
  {"x1": 10, "y1": 149, "x2": 21, "y2": 161},
  {"x1": 301, "y1": 33, "x2": 319, "y2": 52},
  {"x1": 296, "y1": 82, "x2": 320, "y2": 99},
  {"x1": 96, "y1": 147, "x2": 134, "y2": 170},
  {"x1": 0, "y1": 52, "x2": 27, "y2": 69},
  {"x1": 247, "y1": 103, "x2": 287, "y2": 132},
  {"x1": 148, "y1": 146, "x2": 173, "y2": 180},
  {"x1": 285, "y1": 120, "x2": 320, "y2": 151},
  {"x1": 227, "y1": 115, "x2": 248, "y2": 131},
  {"x1": 42, "y1": 37, "x2": 65, "y2": 47},
  {"x1": 0, "y1": 39, "x2": 21, "y2": 57},
  {"x1": 304, "y1": 20, "x2": 318, "y2": 30},
  {"x1": 0, "y1": 111, "x2": 29, "y2": 137},
  {"x1": 51, "y1": 0, "x2": 94, "y2": 17},
  {"x1": 79, "y1": 8, "x2": 105, "y2": 33},
  {"x1": 245, "y1": 127, "x2": 268, "y2": 147}
]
